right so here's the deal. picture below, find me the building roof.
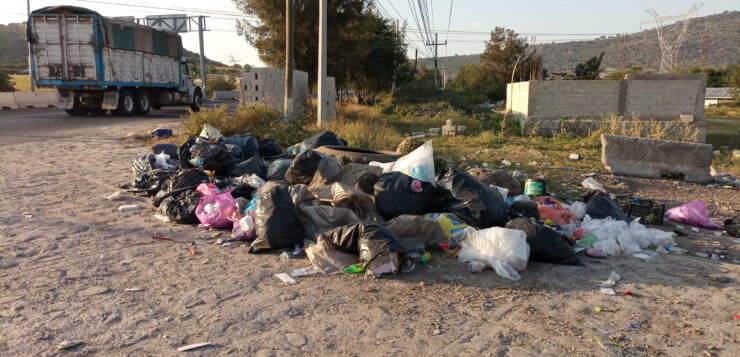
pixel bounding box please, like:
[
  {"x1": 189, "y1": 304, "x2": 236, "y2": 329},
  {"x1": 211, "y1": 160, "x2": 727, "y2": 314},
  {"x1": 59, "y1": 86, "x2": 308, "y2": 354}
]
[{"x1": 705, "y1": 87, "x2": 734, "y2": 99}]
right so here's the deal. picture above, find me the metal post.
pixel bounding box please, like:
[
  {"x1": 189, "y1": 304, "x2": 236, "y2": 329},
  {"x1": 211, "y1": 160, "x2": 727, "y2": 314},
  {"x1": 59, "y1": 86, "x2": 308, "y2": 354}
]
[
  {"x1": 27, "y1": 0, "x2": 35, "y2": 92},
  {"x1": 197, "y1": 16, "x2": 206, "y2": 93},
  {"x1": 284, "y1": 0, "x2": 294, "y2": 117},
  {"x1": 317, "y1": 0, "x2": 328, "y2": 126}
]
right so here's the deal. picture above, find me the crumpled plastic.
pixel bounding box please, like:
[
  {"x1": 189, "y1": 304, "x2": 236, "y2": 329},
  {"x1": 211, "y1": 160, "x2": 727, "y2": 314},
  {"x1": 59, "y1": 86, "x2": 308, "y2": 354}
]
[
  {"x1": 534, "y1": 196, "x2": 579, "y2": 225},
  {"x1": 581, "y1": 215, "x2": 676, "y2": 255},
  {"x1": 664, "y1": 201, "x2": 722, "y2": 230},
  {"x1": 568, "y1": 201, "x2": 587, "y2": 219},
  {"x1": 370, "y1": 141, "x2": 435, "y2": 183},
  {"x1": 457, "y1": 227, "x2": 530, "y2": 281},
  {"x1": 312, "y1": 182, "x2": 385, "y2": 223}
]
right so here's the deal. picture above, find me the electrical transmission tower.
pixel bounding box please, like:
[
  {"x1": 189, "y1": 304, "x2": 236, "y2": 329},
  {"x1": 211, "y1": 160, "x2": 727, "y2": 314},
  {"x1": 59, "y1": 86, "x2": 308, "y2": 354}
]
[{"x1": 641, "y1": 3, "x2": 703, "y2": 73}]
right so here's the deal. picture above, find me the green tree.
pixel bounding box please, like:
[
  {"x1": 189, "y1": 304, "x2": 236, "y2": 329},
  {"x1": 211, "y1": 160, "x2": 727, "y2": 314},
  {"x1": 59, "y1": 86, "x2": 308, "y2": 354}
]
[
  {"x1": 348, "y1": 14, "x2": 408, "y2": 103},
  {"x1": 233, "y1": 0, "x2": 369, "y2": 89},
  {"x1": 575, "y1": 52, "x2": 604, "y2": 79},
  {"x1": 603, "y1": 65, "x2": 642, "y2": 80},
  {"x1": 206, "y1": 75, "x2": 236, "y2": 97},
  {"x1": 0, "y1": 71, "x2": 15, "y2": 91},
  {"x1": 478, "y1": 27, "x2": 531, "y2": 100},
  {"x1": 447, "y1": 64, "x2": 497, "y2": 101}
]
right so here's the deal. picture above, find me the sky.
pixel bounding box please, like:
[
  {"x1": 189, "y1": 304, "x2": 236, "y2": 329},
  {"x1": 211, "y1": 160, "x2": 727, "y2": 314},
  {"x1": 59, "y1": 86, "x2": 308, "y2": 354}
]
[{"x1": 3, "y1": 0, "x2": 738, "y2": 67}]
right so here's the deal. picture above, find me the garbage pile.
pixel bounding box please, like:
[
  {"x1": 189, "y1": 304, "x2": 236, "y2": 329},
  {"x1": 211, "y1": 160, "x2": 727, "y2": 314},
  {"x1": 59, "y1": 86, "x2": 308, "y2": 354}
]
[{"x1": 124, "y1": 124, "x2": 723, "y2": 281}]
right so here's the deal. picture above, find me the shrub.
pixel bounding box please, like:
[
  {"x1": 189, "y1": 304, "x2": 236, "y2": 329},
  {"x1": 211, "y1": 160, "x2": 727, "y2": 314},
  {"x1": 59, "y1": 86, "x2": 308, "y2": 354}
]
[{"x1": 205, "y1": 75, "x2": 236, "y2": 98}]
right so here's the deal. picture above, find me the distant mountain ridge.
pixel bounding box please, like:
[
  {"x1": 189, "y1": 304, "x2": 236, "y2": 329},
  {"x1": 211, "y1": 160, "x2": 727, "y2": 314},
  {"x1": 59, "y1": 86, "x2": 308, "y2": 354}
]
[{"x1": 419, "y1": 11, "x2": 740, "y2": 78}]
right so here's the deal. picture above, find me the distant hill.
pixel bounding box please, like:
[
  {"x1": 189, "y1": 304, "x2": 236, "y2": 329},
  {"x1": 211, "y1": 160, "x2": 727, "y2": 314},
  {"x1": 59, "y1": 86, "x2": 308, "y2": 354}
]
[
  {"x1": 419, "y1": 10, "x2": 740, "y2": 78},
  {"x1": 0, "y1": 22, "x2": 226, "y2": 71}
]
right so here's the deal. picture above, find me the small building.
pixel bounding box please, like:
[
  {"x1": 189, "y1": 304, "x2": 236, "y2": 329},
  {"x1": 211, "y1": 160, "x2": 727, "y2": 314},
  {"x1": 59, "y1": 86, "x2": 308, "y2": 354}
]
[
  {"x1": 704, "y1": 87, "x2": 734, "y2": 106},
  {"x1": 239, "y1": 68, "x2": 309, "y2": 114}
]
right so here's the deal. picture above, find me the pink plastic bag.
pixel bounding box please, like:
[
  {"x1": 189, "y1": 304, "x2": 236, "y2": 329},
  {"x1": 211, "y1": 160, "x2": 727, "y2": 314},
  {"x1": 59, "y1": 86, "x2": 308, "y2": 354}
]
[
  {"x1": 534, "y1": 196, "x2": 578, "y2": 225},
  {"x1": 195, "y1": 183, "x2": 237, "y2": 228},
  {"x1": 664, "y1": 201, "x2": 721, "y2": 230}
]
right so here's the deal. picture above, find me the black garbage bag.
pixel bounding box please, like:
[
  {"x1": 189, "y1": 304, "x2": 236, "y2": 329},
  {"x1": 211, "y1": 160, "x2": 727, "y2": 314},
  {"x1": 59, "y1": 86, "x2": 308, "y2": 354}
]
[
  {"x1": 151, "y1": 169, "x2": 209, "y2": 223},
  {"x1": 583, "y1": 190, "x2": 627, "y2": 221},
  {"x1": 266, "y1": 158, "x2": 292, "y2": 181},
  {"x1": 249, "y1": 185, "x2": 305, "y2": 253},
  {"x1": 177, "y1": 136, "x2": 199, "y2": 169},
  {"x1": 299, "y1": 131, "x2": 346, "y2": 153},
  {"x1": 223, "y1": 135, "x2": 259, "y2": 159},
  {"x1": 227, "y1": 156, "x2": 266, "y2": 178},
  {"x1": 131, "y1": 154, "x2": 177, "y2": 194},
  {"x1": 437, "y1": 168, "x2": 509, "y2": 228},
  {"x1": 319, "y1": 223, "x2": 407, "y2": 268},
  {"x1": 725, "y1": 216, "x2": 740, "y2": 238},
  {"x1": 285, "y1": 149, "x2": 324, "y2": 185},
  {"x1": 231, "y1": 185, "x2": 255, "y2": 200},
  {"x1": 505, "y1": 218, "x2": 582, "y2": 266},
  {"x1": 259, "y1": 138, "x2": 283, "y2": 159},
  {"x1": 225, "y1": 144, "x2": 244, "y2": 161},
  {"x1": 152, "y1": 143, "x2": 179, "y2": 160},
  {"x1": 158, "y1": 189, "x2": 201, "y2": 224},
  {"x1": 509, "y1": 200, "x2": 540, "y2": 220},
  {"x1": 373, "y1": 172, "x2": 442, "y2": 220},
  {"x1": 152, "y1": 169, "x2": 209, "y2": 207},
  {"x1": 189, "y1": 142, "x2": 240, "y2": 175}
]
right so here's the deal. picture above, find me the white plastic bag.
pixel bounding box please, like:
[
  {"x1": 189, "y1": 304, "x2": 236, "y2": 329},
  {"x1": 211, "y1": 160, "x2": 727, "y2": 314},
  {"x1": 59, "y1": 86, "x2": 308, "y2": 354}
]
[
  {"x1": 153, "y1": 152, "x2": 176, "y2": 170},
  {"x1": 617, "y1": 231, "x2": 641, "y2": 255},
  {"x1": 582, "y1": 177, "x2": 606, "y2": 192},
  {"x1": 568, "y1": 201, "x2": 587, "y2": 219},
  {"x1": 458, "y1": 227, "x2": 530, "y2": 281},
  {"x1": 200, "y1": 123, "x2": 223, "y2": 140},
  {"x1": 372, "y1": 141, "x2": 436, "y2": 183}
]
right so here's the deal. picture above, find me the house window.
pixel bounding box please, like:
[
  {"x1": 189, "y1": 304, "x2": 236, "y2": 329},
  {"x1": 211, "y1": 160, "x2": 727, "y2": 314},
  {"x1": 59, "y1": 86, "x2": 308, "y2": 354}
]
[
  {"x1": 255, "y1": 85, "x2": 259, "y2": 91},
  {"x1": 254, "y1": 73, "x2": 258, "y2": 80},
  {"x1": 255, "y1": 97, "x2": 258, "y2": 102}
]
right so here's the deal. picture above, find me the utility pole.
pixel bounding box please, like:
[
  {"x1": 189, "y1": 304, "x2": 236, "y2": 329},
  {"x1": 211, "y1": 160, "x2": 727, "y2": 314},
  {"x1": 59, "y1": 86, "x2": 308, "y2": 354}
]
[
  {"x1": 197, "y1": 16, "x2": 207, "y2": 93},
  {"x1": 426, "y1": 33, "x2": 447, "y2": 88},
  {"x1": 317, "y1": 0, "x2": 328, "y2": 126},
  {"x1": 27, "y1": 0, "x2": 35, "y2": 92},
  {"x1": 283, "y1": 0, "x2": 294, "y2": 117},
  {"x1": 413, "y1": 48, "x2": 418, "y2": 72}
]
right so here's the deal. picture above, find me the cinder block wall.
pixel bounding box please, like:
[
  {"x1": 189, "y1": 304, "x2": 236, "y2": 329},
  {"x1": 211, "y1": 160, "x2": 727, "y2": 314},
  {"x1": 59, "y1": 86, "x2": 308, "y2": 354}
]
[
  {"x1": 529, "y1": 80, "x2": 620, "y2": 118},
  {"x1": 505, "y1": 73, "x2": 707, "y2": 141},
  {"x1": 239, "y1": 68, "x2": 309, "y2": 113}
]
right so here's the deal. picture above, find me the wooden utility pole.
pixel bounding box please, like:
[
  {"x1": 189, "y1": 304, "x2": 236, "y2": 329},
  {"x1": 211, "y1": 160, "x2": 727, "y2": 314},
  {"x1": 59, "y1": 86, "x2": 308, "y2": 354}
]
[
  {"x1": 317, "y1": 0, "x2": 328, "y2": 126},
  {"x1": 426, "y1": 33, "x2": 446, "y2": 88},
  {"x1": 283, "y1": 0, "x2": 294, "y2": 117}
]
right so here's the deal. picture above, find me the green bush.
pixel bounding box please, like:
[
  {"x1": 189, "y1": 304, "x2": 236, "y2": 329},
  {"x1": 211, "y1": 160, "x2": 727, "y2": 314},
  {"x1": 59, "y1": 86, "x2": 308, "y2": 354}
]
[{"x1": 205, "y1": 75, "x2": 236, "y2": 98}]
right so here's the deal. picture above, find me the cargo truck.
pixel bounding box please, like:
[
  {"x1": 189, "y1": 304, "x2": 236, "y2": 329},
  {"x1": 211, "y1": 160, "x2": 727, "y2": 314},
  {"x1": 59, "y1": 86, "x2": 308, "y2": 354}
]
[{"x1": 27, "y1": 6, "x2": 204, "y2": 116}]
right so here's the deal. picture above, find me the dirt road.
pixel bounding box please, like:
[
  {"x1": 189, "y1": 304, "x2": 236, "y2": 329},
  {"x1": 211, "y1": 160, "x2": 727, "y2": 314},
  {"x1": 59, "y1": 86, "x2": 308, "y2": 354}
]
[{"x1": 0, "y1": 110, "x2": 738, "y2": 356}]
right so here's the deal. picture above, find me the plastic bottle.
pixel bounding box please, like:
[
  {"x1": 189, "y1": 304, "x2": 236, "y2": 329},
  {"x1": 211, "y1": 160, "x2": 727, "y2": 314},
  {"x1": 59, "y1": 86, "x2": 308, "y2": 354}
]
[
  {"x1": 292, "y1": 266, "x2": 320, "y2": 277},
  {"x1": 420, "y1": 252, "x2": 431, "y2": 264}
]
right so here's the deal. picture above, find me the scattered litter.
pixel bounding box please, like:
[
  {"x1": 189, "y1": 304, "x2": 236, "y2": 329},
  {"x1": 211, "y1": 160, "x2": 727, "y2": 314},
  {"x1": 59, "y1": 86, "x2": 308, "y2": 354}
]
[
  {"x1": 624, "y1": 290, "x2": 634, "y2": 296},
  {"x1": 177, "y1": 342, "x2": 212, "y2": 352},
  {"x1": 695, "y1": 252, "x2": 709, "y2": 258},
  {"x1": 106, "y1": 191, "x2": 124, "y2": 201},
  {"x1": 569, "y1": 153, "x2": 580, "y2": 160},
  {"x1": 600, "y1": 287, "x2": 616, "y2": 295},
  {"x1": 292, "y1": 266, "x2": 320, "y2": 277},
  {"x1": 124, "y1": 287, "x2": 144, "y2": 292},
  {"x1": 118, "y1": 204, "x2": 141, "y2": 211},
  {"x1": 665, "y1": 201, "x2": 722, "y2": 230},
  {"x1": 58, "y1": 341, "x2": 83, "y2": 350},
  {"x1": 275, "y1": 273, "x2": 298, "y2": 285},
  {"x1": 582, "y1": 177, "x2": 606, "y2": 192},
  {"x1": 593, "y1": 306, "x2": 602, "y2": 313}
]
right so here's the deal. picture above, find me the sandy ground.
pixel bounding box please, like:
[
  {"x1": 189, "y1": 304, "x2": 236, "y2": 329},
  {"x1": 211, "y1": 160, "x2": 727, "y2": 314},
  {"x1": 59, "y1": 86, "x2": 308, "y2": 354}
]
[{"x1": 1, "y1": 115, "x2": 739, "y2": 356}]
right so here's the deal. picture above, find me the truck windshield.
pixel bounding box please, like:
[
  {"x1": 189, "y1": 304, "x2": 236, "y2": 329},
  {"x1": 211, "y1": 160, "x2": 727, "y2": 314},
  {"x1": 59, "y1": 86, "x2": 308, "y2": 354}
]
[{"x1": 181, "y1": 63, "x2": 190, "y2": 76}]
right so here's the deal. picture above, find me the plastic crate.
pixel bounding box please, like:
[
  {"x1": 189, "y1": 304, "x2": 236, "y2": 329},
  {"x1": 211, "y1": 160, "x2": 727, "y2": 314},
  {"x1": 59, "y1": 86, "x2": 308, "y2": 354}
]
[{"x1": 627, "y1": 201, "x2": 665, "y2": 225}]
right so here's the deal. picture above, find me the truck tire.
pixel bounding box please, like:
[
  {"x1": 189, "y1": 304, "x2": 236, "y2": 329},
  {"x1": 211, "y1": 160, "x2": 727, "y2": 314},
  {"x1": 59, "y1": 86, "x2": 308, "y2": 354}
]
[
  {"x1": 112, "y1": 89, "x2": 135, "y2": 116},
  {"x1": 134, "y1": 90, "x2": 151, "y2": 115},
  {"x1": 313, "y1": 145, "x2": 401, "y2": 165},
  {"x1": 64, "y1": 96, "x2": 88, "y2": 116},
  {"x1": 190, "y1": 90, "x2": 202, "y2": 112}
]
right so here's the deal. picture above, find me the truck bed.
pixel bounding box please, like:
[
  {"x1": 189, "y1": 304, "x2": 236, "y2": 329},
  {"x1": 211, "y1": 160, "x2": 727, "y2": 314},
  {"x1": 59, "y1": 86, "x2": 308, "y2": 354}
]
[{"x1": 30, "y1": 14, "x2": 181, "y2": 87}]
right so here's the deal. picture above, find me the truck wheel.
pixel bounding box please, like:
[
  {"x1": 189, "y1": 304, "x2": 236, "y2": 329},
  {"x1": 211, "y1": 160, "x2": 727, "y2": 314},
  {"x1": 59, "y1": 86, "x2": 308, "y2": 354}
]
[
  {"x1": 135, "y1": 90, "x2": 151, "y2": 115},
  {"x1": 112, "y1": 89, "x2": 135, "y2": 116},
  {"x1": 64, "y1": 97, "x2": 88, "y2": 116},
  {"x1": 190, "y1": 90, "x2": 202, "y2": 112}
]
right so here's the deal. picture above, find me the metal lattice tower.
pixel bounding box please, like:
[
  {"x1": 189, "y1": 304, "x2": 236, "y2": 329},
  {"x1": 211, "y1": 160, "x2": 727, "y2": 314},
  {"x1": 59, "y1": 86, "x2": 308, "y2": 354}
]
[{"x1": 641, "y1": 3, "x2": 703, "y2": 73}]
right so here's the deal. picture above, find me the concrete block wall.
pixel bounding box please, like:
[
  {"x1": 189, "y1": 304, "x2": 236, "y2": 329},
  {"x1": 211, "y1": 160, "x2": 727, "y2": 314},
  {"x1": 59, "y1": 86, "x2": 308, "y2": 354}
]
[
  {"x1": 239, "y1": 68, "x2": 309, "y2": 113},
  {"x1": 530, "y1": 80, "x2": 620, "y2": 118},
  {"x1": 506, "y1": 74, "x2": 707, "y2": 141}
]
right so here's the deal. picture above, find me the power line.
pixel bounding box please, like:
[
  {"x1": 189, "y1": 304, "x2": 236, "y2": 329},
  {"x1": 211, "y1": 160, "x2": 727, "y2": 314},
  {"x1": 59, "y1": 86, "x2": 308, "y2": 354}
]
[
  {"x1": 71, "y1": 0, "x2": 257, "y2": 18},
  {"x1": 444, "y1": 0, "x2": 454, "y2": 42},
  {"x1": 377, "y1": 0, "x2": 430, "y2": 57}
]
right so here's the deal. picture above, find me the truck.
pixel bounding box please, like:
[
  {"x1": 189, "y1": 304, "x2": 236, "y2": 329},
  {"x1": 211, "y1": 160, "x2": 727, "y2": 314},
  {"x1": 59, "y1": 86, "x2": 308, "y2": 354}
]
[{"x1": 27, "y1": 6, "x2": 203, "y2": 116}]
